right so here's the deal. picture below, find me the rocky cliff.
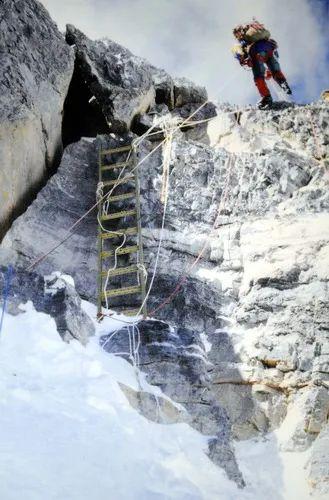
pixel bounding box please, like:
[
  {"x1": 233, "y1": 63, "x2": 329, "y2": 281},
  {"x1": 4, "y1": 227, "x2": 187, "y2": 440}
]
[
  {"x1": 0, "y1": 0, "x2": 74, "y2": 237},
  {"x1": 0, "y1": 0, "x2": 328, "y2": 496}
]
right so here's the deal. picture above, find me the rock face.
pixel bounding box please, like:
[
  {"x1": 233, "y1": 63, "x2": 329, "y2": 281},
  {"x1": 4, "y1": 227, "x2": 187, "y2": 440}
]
[
  {"x1": 101, "y1": 319, "x2": 245, "y2": 487},
  {"x1": 0, "y1": 266, "x2": 94, "y2": 344},
  {"x1": 66, "y1": 24, "x2": 156, "y2": 133},
  {"x1": 309, "y1": 423, "x2": 329, "y2": 496},
  {"x1": 1, "y1": 13, "x2": 328, "y2": 493},
  {"x1": 2, "y1": 99, "x2": 329, "y2": 489},
  {"x1": 65, "y1": 24, "x2": 211, "y2": 135},
  {"x1": 0, "y1": 0, "x2": 74, "y2": 236},
  {"x1": 0, "y1": 138, "x2": 99, "y2": 298}
]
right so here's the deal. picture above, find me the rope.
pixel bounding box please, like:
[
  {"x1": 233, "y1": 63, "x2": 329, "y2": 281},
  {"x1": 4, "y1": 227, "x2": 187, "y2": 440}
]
[
  {"x1": 147, "y1": 101, "x2": 328, "y2": 316},
  {"x1": 95, "y1": 101, "x2": 212, "y2": 323},
  {"x1": 134, "y1": 119, "x2": 173, "y2": 318},
  {"x1": 148, "y1": 152, "x2": 236, "y2": 316},
  {"x1": 26, "y1": 137, "x2": 167, "y2": 273},
  {"x1": 98, "y1": 116, "x2": 178, "y2": 359},
  {"x1": 0, "y1": 266, "x2": 14, "y2": 338},
  {"x1": 25, "y1": 72, "x2": 244, "y2": 275}
]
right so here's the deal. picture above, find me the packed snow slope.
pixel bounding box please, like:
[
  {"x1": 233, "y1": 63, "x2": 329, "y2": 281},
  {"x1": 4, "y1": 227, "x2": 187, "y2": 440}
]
[{"x1": 0, "y1": 302, "x2": 314, "y2": 500}]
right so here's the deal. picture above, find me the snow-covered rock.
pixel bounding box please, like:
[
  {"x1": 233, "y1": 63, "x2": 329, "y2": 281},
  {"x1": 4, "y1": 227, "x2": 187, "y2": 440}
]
[{"x1": 0, "y1": 266, "x2": 94, "y2": 344}]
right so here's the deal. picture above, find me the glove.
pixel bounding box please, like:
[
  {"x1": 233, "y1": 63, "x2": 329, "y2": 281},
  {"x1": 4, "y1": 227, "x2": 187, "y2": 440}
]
[{"x1": 240, "y1": 56, "x2": 252, "y2": 67}]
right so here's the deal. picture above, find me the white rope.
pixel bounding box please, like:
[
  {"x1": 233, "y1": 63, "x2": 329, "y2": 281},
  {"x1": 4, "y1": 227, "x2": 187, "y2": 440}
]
[
  {"x1": 99, "y1": 102, "x2": 211, "y2": 319},
  {"x1": 99, "y1": 72, "x2": 244, "y2": 358},
  {"x1": 160, "y1": 117, "x2": 174, "y2": 204}
]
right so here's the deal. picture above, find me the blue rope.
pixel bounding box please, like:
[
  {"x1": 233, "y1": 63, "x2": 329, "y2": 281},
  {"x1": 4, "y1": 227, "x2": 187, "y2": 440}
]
[{"x1": 0, "y1": 265, "x2": 14, "y2": 337}]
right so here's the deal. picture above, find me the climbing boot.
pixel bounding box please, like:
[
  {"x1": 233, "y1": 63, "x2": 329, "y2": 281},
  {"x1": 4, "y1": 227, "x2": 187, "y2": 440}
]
[
  {"x1": 258, "y1": 95, "x2": 273, "y2": 110},
  {"x1": 279, "y1": 81, "x2": 292, "y2": 95}
]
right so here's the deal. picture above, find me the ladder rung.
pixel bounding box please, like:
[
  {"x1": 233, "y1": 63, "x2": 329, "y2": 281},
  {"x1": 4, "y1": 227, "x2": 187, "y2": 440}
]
[
  {"x1": 101, "y1": 209, "x2": 136, "y2": 221},
  {"x1": 105, "y1": 192, "x2": 136, "y2": 203},
  {"x1": 101, "y1": 160, "x2": 133, "y2": 171},
  {"x1": 100, "y1": 227, "x2": 138, "y2": 239},
  {"x1": 120, "y1": 308, "x2": 142, "y2": 317},
  {"x1": 101, "y1": 145, "x2": 132, "y2": 155},
  {"x1": 102, "y1": 175, "x2": 134, "y2": 187},
  {"x1": 100, "y1": 265, "x2": 138, "y2": 278},
  {"x1": 102, "y1": 285, "x2": 142, "y2": 298},
  {"x1": 101, "y1": 245, "x2": 139, "y2": 258}
]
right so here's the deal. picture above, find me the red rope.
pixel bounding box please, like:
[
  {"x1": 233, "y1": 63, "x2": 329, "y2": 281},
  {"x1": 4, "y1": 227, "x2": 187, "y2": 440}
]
[{"x1": 149, "y1": 154, "x2": 236, "y2": 316}]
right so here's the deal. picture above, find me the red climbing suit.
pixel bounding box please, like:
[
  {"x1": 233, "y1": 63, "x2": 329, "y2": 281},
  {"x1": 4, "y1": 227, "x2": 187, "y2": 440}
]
[
  {"x1": 248, "y1": 39, "x2": 288, "y2": 97},
  {"x1": 233, "y1": 23, "x2": 292, "y2": 106}
]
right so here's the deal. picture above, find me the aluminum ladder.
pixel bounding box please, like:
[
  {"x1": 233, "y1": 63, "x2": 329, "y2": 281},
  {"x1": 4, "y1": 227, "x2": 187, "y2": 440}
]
[{"x1": 97, "y1": 143, "x2": 147, "y2": 318}]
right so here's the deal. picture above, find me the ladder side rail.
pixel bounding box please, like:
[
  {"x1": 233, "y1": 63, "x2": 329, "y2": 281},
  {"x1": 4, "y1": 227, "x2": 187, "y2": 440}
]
[
  {"x1": 97, "y1": 147, "x2": 103, "y2": 317},
  {"x1": 133, "y1": 149, "x2": 147, "y2": 317}
]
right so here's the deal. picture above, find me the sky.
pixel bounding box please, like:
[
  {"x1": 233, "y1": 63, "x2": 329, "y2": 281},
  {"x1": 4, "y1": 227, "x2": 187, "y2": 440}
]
[{"x1": 40, "y1": 0, "x2": 329, "y2": 105}]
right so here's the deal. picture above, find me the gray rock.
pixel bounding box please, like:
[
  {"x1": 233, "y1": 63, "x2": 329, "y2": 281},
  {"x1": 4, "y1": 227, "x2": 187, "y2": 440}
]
[
  {"x1": 66, "y1": 24, "x2": 155, "y2": 133},
  {"x1": 0, "y1": 266, "x2": 94, "y2": 344},
  {"x1": 101, "y1": 319, "x2": 245, "y2": 486},
  {"x1": 119, "y1": 383, "x2": 187, "y2": 425},
  {"x1": 148, "y1": 67, "x2": 174, "y2": 109},
  {"x1": 173, "y1": 77, "x2": 208, "y2": 107},
  {"x1": 0, "y1": 138, "x2": 99, "y2": 299},
  {"x1": 0, "y1": 0, "x2": 74, "y2": 235},
  {"x1": 44, "y1": 272, "x2": 95, "y2": 344},
  {"x1": 278, "y1": 387, "x2": 329, "y2": 452}
]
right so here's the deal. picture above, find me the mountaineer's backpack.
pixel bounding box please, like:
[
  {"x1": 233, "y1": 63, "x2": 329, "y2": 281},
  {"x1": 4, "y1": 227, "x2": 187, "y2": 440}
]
[{"x1": 237, "y1": 20, "x2": 271, "y2": 44}]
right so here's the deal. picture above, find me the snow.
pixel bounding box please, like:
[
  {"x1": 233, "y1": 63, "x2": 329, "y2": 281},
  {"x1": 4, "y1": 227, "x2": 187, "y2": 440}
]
[
  {"x1": 235, "y1": 435, "x2": 311, "y2": 500},
  {"x1": 0, "y1": 301, "x2": 313, "y2": 499},
  {"x1": 0, "y1": 302, "x2": 236, "y2": 500}
]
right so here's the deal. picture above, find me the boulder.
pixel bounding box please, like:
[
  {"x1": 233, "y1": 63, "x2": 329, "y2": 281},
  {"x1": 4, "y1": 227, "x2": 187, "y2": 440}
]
[
  {"x1": 44, "y1": 272, "x2": 95, "y2": 344},
  {"x1": 173, "y1": 76, "x2": 208, "y2": 107},
  {"x1": 148, "y1": 66, "x2": 174, "y2": 109},
  {"x1": 0, "y1": 0, "x2": 74, "y2": 236},
  {"x1": 65, "y1": 24, "x2": 155, "y2": 133},
  {"x1": 0, "y1": 266, "x2": 94, "y2": 344}
]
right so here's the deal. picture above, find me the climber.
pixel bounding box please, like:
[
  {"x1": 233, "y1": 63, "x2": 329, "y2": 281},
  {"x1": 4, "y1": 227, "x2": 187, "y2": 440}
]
[{"x1": 232, "y1": 20, "x2": 292, "y2": 109}]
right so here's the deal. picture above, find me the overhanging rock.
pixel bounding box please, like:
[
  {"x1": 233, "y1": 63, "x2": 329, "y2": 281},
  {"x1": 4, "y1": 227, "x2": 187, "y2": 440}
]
[{"x1": 66, "y1": 24, "x2": 156, "y2": 133}]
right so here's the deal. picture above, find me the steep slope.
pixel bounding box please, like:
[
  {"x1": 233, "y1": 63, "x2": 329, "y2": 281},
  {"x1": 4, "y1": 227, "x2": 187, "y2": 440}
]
[{"x1": 0, "y1": 15, "x2": 328, "y2": 497}]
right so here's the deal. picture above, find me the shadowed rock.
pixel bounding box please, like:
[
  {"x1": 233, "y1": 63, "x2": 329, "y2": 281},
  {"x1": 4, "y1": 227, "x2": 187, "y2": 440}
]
[
  {"x1": 101, "y1": 319, "x2": 245, "y2": 487},
  {"x1": 0, "y1": 266, "x2": 94, "y2": 344},
  {"x1": 0, "y1": 0, "x2": 74, "y2": 236},
  {"x1": 65, "y1": 24, "x2": 155, "y2": 133}
]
